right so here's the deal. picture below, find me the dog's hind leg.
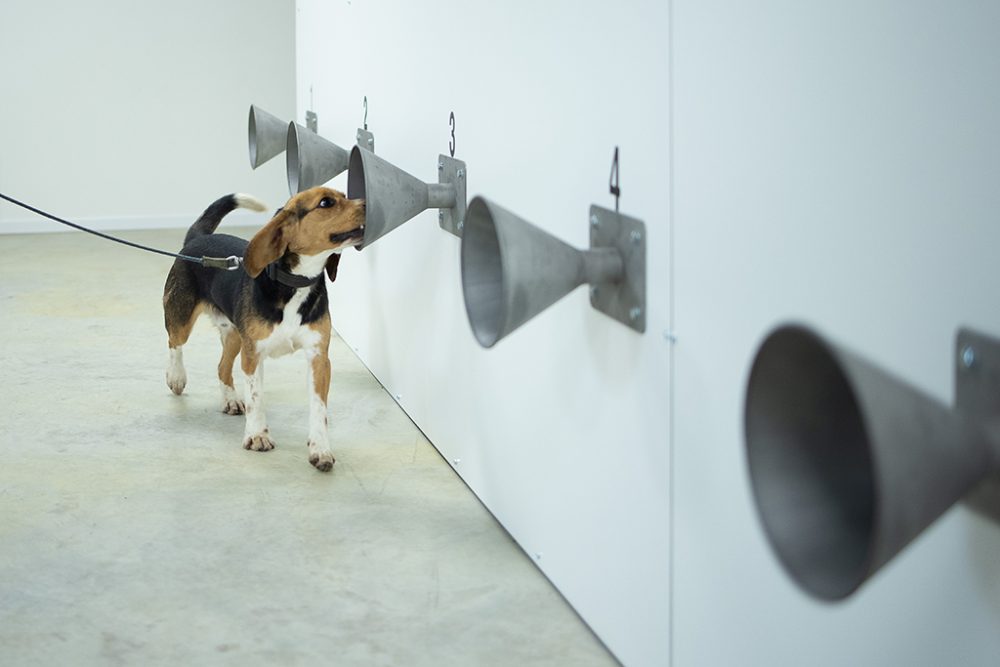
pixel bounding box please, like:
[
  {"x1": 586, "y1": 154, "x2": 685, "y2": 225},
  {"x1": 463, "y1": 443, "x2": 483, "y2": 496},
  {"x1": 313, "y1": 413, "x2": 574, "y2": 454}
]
[
  {"x1": 240, "y1": 344, "x2": 274, "y2": 452},
  {"x1": 217, "y1": 327, "x2": 244, "y2": 415},
  {"x1": 162, "y1": 264, "x2": 203, "y2": 395}
]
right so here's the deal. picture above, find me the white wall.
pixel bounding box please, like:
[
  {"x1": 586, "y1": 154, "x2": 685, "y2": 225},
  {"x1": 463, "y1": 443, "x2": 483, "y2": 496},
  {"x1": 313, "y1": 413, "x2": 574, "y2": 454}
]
[
  {"x1": 672, "y1": 2, "x2": 1000, "y2": 666},
  {"x1": 296, "y1": 1, "x2": 670, "y2": 665},
  {"x1": 0, "y1": 0, "x2": 295, "y2": 233},
  {"x1": 301, "y1": 1, "x2": 1000, "y2": 666}
]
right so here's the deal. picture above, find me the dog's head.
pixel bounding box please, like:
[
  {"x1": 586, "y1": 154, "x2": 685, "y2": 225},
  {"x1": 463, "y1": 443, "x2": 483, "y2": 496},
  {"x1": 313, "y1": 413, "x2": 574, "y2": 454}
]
[{"x1": 244, "y1": 186, "x2": 365, "y2": 281}]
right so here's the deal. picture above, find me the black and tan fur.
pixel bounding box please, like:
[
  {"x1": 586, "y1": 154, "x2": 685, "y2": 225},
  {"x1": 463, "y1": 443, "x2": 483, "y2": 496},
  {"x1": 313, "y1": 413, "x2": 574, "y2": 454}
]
[{"x1": 162, "y1": 187, "x2": 365, "y2": 471}]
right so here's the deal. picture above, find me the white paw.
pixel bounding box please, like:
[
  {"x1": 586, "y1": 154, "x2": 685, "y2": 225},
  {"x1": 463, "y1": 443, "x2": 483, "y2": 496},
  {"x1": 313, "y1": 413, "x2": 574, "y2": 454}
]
[
  {"x1": 221, "y1": 386, "x2": 245, "y2": 415},
  {"x1": 308, "y1": 441, "x2": 335, "y2": 472},
  {"x1": 166, "y1": 348, "x2": 186, "y2": 395},
  {"x1": 243, "y1": 431, "x2": 275, "y2": 452},
  {"x1": 166, "y1": 368, "x2": 187, "y2": 395}
]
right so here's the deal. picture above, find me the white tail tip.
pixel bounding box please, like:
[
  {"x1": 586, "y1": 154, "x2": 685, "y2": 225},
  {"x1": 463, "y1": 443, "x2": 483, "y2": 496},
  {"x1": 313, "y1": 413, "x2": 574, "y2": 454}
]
[{"x1": 234, "y1": 193, "x2": 267, "y2": 212}]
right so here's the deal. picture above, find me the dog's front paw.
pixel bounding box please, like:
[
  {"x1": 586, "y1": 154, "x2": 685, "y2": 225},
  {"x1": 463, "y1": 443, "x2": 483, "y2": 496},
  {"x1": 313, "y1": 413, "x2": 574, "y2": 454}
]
[
  {"x1": 243, "y1": 432, "x2": 275, "y2": 452},
  {"x1": 166, "y1": 368, "x2": 187, "y2": 395},
  {"x1": 308, "y1": 443, "x2": 335, "y2": 472},
  {"x1": 222, "y1": 398, "x2": 245, "y2": 415}
]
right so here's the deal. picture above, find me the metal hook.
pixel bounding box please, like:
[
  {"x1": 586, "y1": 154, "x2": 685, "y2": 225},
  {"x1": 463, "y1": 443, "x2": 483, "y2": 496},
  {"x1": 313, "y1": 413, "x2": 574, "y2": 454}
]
[{"x1": 363, "y1": 96, "x2": 368, "y2": 130}]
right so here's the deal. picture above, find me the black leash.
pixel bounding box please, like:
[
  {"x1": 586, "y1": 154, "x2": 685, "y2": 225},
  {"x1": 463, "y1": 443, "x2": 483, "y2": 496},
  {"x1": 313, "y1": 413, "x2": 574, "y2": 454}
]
[{"x1": 0, "y1": 192, "x2": 242, "y2": 270}]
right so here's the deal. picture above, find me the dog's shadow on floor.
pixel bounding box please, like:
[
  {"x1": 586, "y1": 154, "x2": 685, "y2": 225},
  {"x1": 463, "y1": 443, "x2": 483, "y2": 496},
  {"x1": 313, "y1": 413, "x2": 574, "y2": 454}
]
[
  {"x1": 151, "y1": 388, "x2": 318, "y2": 466},
  {"x1": 153, "y1": 392, "x2": 247, "y2": 444}
]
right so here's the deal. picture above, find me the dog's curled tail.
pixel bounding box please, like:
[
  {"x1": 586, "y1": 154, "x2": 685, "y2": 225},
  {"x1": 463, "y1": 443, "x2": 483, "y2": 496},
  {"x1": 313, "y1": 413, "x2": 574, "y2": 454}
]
[{"x1": 184, "y1": 193, "x2": 268, "y2": 245}]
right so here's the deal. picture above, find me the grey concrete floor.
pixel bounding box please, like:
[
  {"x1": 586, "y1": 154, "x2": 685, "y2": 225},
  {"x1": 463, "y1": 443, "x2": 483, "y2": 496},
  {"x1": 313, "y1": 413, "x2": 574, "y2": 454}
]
[{"x1": 0, "y1": 227, "x2": 617, "y2": 667}]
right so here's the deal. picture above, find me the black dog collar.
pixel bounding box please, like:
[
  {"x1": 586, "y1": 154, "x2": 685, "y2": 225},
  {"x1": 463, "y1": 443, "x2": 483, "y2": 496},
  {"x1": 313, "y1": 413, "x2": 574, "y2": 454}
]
[{"x1": 265, "y1": 262, "x2": 322, "y2": 288}]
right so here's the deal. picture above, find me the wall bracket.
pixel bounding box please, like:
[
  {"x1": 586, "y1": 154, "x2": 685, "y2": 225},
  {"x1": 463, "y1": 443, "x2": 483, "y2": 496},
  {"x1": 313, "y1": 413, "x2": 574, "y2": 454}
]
[
  {"x1": 356, "y1": 127, "x2": 375, "y2": 153},
  {"x1": 438, "y1": 155, "x2": 467, "y2": 237},
  {"x1": 589, "y1": 205, "x2": 646, "y2": 333},
  {"x1": 957, "y1": 328, "x2": 1000, "y2": 522}
]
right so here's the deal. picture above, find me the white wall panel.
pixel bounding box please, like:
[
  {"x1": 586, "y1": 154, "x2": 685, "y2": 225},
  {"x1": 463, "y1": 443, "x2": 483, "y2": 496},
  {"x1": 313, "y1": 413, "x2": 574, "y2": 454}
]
[
  {"x1": 672, "y1": 2, "x2": 1000, "y2": 665},
  {"x1": 0, "y1": 0, "x2": 294, "y2": 233},
  {"x1": 296, "y1": 2, "x2": 670, "y2": 665},
  {"x1": 303, "y1": 1, "x2": 1000, "y2": 665}
]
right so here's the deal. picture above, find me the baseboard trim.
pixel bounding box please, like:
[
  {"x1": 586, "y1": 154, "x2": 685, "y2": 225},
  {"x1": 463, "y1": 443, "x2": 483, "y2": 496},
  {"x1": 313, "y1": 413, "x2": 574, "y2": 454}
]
[{"x1": 0, "y1": 210, "x2": 265, "y2": 235}]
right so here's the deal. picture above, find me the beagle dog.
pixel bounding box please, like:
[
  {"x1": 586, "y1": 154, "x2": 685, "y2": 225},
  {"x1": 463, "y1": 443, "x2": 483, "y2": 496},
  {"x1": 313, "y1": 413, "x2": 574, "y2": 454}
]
[{"x1": 162, "y1": 187, "x2": 365, "y2": 471}]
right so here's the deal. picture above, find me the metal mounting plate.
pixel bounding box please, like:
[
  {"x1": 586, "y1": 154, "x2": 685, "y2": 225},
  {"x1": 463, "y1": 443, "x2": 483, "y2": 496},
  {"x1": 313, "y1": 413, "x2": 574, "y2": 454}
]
[
  {"x1": 305, "y1": 110, "x2": 318, "y2": 133},
  {"x1": 356, "y1": 128, "x2": 375, "y2": 153},
  {"x1": 437, "y1": 154, "x2": 467, "y2": 237},
  {"x1": 588, "y1": 205, "x2": 646, "y2": 334},
  {"x1": 957, "y1": 328, "x2": 1000, "y2": 522}
]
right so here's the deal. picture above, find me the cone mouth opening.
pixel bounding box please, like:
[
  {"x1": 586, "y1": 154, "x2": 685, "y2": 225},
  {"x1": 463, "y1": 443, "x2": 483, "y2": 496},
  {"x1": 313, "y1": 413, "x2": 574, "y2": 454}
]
[
  {"x1": 347, "y1": 147, "x2": 369, "y2": 246},
  {"x1": 248, "y1": 107, "x2": 260, "y2": 168},
  {"x1": 461, "y1": 197, "x2": 504, "y2": 348},
  {"x1": 745, "y1": 325, "x2": 877, "y2": 601},
  {"x1": 286, "y1": 123, "x2": 302, "y2": 194}
]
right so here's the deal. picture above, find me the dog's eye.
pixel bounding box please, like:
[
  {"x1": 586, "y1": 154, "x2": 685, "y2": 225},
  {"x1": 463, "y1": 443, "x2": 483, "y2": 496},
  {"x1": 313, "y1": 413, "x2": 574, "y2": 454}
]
[{"x1": 318, "y1": 197, "x2": 334, "y2": 209}]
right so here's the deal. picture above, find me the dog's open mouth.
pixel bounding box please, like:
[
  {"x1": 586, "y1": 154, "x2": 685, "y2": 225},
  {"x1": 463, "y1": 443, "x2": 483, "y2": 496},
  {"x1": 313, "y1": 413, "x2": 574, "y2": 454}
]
[{"x1": 329, "y1": 226, "x2": 365, "y2": 247}]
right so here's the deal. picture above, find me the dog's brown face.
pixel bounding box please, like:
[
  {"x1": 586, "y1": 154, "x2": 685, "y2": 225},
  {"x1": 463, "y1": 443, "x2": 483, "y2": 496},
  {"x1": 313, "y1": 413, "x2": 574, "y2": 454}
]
[{"x1": 244, "y1": 187, "x2": 365, "y2": 280}]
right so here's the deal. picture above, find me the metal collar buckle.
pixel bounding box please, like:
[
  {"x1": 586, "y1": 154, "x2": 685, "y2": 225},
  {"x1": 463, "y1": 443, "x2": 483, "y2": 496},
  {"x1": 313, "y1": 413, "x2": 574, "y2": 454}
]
[{"x1": 202, "y1": 255, "x2": 243, "y2": 271}]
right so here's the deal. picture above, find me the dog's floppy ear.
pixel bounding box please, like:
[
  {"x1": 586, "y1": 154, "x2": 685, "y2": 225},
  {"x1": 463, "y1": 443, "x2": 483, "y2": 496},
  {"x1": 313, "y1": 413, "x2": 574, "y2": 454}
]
[
  {"x1": 325, "y1": 253, "x2": 341, "y2": 282},
  {"x1": 244, "y1": 209, "x2": 292, "y2": 277}
]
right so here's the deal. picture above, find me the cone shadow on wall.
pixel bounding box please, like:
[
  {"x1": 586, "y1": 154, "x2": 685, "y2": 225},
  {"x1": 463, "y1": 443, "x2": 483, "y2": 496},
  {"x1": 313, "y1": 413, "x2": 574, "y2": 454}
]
[
  {"x1": 460, "y1": 196, "x2": 646, "y2": 348},
  {"x1": 744, "y1": 324, "x2": 1000, "y2": 601},
  {"x1": 248, "y1": 105, "x2": 288, "y2": 169}
]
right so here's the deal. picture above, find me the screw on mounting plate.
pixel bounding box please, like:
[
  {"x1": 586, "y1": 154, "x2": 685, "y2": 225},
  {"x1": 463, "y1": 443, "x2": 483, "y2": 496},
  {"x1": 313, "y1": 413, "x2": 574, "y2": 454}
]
[{"x1": 962, "y1": 346, "x2": 976, "y2": 369}]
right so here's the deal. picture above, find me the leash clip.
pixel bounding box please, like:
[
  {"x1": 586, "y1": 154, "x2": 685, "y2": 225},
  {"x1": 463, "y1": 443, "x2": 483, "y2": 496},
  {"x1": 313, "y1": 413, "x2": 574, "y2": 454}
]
[{"x1": 203, "y1": 255, "x2": 243, "y2": 271}]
